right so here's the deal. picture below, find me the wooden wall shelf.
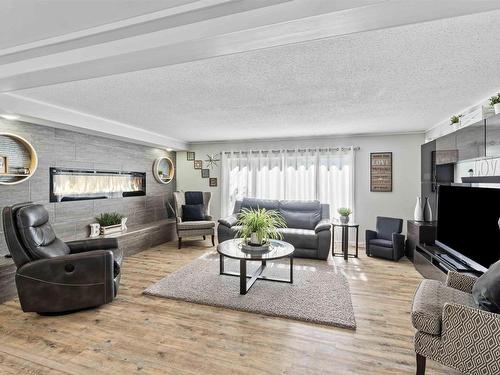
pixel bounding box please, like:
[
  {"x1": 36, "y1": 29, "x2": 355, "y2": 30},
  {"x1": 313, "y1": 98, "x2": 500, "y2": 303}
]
[{"x1": 0, "y1": 133, "x2": 38, "y2": 185}]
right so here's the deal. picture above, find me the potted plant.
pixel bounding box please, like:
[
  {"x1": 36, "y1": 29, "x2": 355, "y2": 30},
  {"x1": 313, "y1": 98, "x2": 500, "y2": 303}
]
[
  {"x1": 338, "y1": 207, "x2": 352, "y2": 224},
  {"x1": 95, "y1": 212, "x2": 127, "y2": 235},
  {"x1": 450, "y1": 115, "x2": 463, "y2": 126},
  {"x1": 490, "y1": 94, "x2": 500, "y2": 115},
  {"x1": 236, "y1": 208, "x2": 286, "y2": 246}
]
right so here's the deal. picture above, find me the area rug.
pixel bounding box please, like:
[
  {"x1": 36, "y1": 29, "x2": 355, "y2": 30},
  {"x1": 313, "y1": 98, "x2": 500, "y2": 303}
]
[{"x1": 143, "y1": 253, "x2": 356, "y2": 329}]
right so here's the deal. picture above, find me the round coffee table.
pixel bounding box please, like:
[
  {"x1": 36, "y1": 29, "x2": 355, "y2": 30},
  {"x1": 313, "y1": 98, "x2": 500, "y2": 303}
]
[{"x1": 217, "y1": 238, "x2": 294, "y2": 295}]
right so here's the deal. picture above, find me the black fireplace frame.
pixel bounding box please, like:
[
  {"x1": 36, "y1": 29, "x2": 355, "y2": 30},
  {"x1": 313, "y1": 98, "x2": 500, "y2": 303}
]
[{"x1": 49, "y1": 167, "x2": 146, "y2": 203}]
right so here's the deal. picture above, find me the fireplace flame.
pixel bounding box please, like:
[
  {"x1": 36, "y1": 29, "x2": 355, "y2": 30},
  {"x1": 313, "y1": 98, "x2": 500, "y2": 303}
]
[{"x1": 53, "y1": 174, "x2": 143, "y2": 196}]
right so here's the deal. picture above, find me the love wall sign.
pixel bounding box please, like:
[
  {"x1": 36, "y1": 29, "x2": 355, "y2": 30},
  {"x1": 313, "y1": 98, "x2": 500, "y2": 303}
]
[{"x1": 370, "y1": 152, "x2": 392, "y2": 192}]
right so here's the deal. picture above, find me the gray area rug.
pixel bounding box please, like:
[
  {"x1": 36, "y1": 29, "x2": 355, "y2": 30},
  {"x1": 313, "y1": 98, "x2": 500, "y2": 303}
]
[{"x1": 144, "y1": 253, "x2": 356, "y2": 329}]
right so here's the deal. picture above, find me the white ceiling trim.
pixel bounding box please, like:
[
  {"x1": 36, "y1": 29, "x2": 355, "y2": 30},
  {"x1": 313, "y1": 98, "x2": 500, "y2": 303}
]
[
  {"x1": 0, "y1": 93, "x2": 187, "y2": 150},
  {"x1": 3, "y1": 0, "x2": 499, "y2": 93}
]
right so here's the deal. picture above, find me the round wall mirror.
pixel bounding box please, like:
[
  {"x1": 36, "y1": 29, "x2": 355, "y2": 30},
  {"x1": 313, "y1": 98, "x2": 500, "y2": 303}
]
[{"x1": 153, "y1": 157, "x2": 174, "y2": 184}]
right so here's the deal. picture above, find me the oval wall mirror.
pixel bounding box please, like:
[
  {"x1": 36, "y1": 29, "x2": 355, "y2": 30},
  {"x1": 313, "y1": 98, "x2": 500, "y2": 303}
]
[{"x1": 153, "y1": 156, "x2": 174, "y2": 184}]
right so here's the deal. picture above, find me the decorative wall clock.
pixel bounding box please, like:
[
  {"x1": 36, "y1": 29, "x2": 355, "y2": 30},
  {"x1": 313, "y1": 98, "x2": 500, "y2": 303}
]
[{"x1": 205, "y1": 153, "x2": 220, "y2": 169}]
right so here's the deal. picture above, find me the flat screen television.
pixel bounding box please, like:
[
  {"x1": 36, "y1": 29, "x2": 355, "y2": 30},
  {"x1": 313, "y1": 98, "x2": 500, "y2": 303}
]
[{"x1": 436, "y1": 185, "x2": 500, "y2": 272}]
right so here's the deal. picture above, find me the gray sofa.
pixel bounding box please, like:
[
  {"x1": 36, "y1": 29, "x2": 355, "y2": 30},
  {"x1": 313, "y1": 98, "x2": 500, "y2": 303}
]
[{"x1": 218, "y1": 198, "x2": 332, "y2": 260}]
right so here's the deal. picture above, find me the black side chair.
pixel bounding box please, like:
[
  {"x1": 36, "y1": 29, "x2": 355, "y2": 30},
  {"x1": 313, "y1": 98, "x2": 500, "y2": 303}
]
[
  {"x1": 2, "y1": 203, "x2": 122, "y2": 314},
  {"x1": 365, "y1": 216, "x2": 405, "y2": 261}
]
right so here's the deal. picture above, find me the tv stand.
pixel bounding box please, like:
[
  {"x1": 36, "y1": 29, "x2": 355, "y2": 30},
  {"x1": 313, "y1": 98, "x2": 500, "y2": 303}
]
[{"x1": 414, "y1": 244, "x2": 480, "y2": 283}]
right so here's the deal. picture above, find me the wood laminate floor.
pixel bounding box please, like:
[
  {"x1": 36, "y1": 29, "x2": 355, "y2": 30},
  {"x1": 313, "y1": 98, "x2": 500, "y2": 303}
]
[{"x1": 0, "y1": 241, "x2": 460, "y2": 374}]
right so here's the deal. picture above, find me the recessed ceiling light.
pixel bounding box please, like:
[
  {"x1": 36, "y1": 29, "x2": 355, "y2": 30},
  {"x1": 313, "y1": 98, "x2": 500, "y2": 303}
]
[
  {"x1": 166, "y1": 148, "x2": 173, "y2": 151},
  {"x1": 0, "y1": 114, "x2": 19, "y2": 120}
]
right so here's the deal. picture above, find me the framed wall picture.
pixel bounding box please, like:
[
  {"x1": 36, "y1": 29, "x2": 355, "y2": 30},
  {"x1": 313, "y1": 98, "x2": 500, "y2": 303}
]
[
  {"x1": 194, "y1": 160, "x2": 203, "y2": 169},
  {"x1": 209, "y1": 178, "x2": 217, "y2": 187},
  {"x1": 370, "y1": 152, "x2": 392, "y2": 192},
  {"x1": 187, "y1": 151, "x2": 195, "y2": 161},
  {"x1": 201, "y1": 169, "x2": 210, "y2": 178},
  {"x1": 0, "y1": 155, "x2": 7, "y2": 174}
]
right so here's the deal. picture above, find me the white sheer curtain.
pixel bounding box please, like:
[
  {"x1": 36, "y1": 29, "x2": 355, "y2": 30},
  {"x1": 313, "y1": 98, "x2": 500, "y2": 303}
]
[{"x1": 220, "y1": 147, "x2": 355, "y2": 219}]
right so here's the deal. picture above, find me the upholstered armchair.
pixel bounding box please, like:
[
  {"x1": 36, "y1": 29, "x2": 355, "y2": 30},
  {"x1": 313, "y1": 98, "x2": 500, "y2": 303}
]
[
  {"x1": 365, "y1": 216, "x2": 405, "y2": 261},
  {"x1": 173, "y1": 191, "x2": 215, "y2": 249},
  {"x1": 411, "y1": 272, "x2": 500, "y2": 375},
  {"x1": 2, "y1": 203, "x2": 122, "y2": 314}
]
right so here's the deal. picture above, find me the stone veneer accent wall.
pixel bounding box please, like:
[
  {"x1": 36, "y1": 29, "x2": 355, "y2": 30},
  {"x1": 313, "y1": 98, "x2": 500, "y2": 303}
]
[{"x1": 0, "y1": 119, "x2": 176, "y2": 256}]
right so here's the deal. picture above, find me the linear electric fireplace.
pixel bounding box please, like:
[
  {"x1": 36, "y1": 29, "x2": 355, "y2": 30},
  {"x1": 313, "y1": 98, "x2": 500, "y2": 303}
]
[{"x1": 50, "y1": 167, "x2": 146, "y2": 202}]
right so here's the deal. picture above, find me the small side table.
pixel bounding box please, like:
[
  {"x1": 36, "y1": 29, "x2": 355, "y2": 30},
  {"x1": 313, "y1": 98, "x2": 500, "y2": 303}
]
[{"x1": 332, "y1": 221, "x2": 359, "y2": 260}]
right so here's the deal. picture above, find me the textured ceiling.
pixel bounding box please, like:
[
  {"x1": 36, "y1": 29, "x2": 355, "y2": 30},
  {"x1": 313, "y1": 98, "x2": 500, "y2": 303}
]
[
  {"x1": 15, "y1": 9, "x2": 500, "y2": 143},
  {"x1": 0, "y1": 0, "x2": 186, "y2": 49}
]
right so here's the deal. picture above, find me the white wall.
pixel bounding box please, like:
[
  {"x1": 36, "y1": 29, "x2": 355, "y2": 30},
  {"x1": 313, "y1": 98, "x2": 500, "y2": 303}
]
[{"x1": 177, "y1": 133, "x2": 424, "y2": 242}]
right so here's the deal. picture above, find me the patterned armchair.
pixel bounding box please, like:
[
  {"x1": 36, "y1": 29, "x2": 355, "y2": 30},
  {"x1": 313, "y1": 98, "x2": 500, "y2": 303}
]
[
  {"x1": 411, "y1": 271, "x2": 500, "y2": 375},
  {"x1": 173, "y1": 191, "x2": 215, "y2": 249}
]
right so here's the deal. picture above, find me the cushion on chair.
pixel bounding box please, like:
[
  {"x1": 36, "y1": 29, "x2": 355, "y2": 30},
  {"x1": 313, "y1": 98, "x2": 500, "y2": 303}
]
[
  {"x1": 177, "y1": 220, "x2": 215, "y2": 230},
  {"x1": 240, "y1": 198, "x2": 280, "y2": 211},
  {"x1": 411, "y1": 279, "x2": 476, "y2": 335},
  {"x1": 278, "y1": 227, "x2": 317, "y2": 249},
  {"x1": 278, "y1": 200, "x2": 321, "y2": 230},
  {"x1": 369, "y1": 238, "x2": 393, "y2": 248},
  {"x1": 472, "y1": 259, "x2": 500, "y2": 313},
  {"x1": 182, "y1": 204, "x2": 205, "y2": 221},
  {"x1": 376, "y1": 216, "x2": 403, "y2": 241},
  {"x1": 185, "y1": 191, "x2": 203, "y2": 205}
]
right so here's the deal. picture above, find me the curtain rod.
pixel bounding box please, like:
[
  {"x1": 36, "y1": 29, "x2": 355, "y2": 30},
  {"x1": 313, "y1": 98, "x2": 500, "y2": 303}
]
[{"x1": 222, "y1": 147, "x2": 360, "y2": 155}]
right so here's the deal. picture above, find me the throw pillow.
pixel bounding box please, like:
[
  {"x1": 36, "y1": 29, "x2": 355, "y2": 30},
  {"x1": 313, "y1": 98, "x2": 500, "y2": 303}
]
[
  {"x1": 182, "y1": 204, "x2": 205, "y2": 222},
  {"x1": 472, "y1": 259, "x2": 500, "y2": 313}
]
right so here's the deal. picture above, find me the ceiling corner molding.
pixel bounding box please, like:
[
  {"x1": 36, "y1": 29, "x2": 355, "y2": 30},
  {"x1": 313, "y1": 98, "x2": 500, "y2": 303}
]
[{"x1": 0, "y1": 93, "x2": 187, "y2": 150}]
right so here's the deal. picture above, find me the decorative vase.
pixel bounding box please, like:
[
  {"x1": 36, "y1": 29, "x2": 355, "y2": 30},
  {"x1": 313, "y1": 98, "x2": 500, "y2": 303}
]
[
  {"x1": 423, "y1": 197, "x2": 432, "y2": 222},
  {"x1": 495, "y1": 103, "x2": 500, "y2": 115},
  {"x1": 340, "y1": 215, "x2": 349, "y2": 224},
  {"x1": 414, "y1": 197, "x2": 424, "y2": 221}
]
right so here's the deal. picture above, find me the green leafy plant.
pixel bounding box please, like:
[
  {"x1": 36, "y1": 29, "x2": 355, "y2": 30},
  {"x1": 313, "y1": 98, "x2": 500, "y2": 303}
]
[
  {"x1": 489, "y1": 94, "x2": 500, "y2": 106},
  {"x1": 236, "y1": 208, "x2": 287, "y2": 244},
  {"x1": 337, "y1": 207, "x2": 352, "y2": 217},
  {"x1": 450, "y1": 115, "x2": 463, "y2": 125},
  {"x1": 95, "y1": 212, "x2": 124, "y2": 227},
  {"x1": 158, "y1": 170, "x2": 164, "y2": 176}
]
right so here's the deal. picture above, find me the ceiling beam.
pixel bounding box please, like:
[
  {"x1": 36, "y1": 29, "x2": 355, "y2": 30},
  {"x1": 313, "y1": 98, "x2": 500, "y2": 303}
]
[
  {"x1": 2, "y1": 0, "x2": 499, "y2": 93},
  {"x1": 0, "y1": 93, "x2": 187, "y2": 150}
]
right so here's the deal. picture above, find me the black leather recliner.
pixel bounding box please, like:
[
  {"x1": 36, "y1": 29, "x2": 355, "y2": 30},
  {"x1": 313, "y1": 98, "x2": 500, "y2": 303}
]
[
  {"x1": 2, "y1": 203, "x2": 122, "y2": 314},
  {"x1": 365, "y1": 216, "x2": 405, "y2": 261}
]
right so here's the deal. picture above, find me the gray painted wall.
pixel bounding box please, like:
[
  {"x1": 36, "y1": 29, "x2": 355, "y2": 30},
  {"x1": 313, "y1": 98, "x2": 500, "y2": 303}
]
[{"x1": 0, "y1": 119, "x2": 176, "y2": 256}]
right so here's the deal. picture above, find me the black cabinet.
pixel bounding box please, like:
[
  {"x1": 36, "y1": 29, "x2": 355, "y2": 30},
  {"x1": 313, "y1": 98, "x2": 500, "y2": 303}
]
[
  {"x1": 421, "y1": 140, "x2": 435, "y2": 183},
  {"x1": 456, "y1": 120, "x2": 485, "y2": 161},
  {"x1": 486, "y1": 115, "x2": 500, "y2": 157},
  {"x1": 406, "y1": 220, "x2": 436, "y2": 261},
  {"x1": 435, "y1": 132, "x2": 458, "y2": 165}
]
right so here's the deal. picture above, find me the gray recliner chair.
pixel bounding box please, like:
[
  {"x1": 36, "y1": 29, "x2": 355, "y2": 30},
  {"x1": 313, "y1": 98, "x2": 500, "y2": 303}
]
[
  {"x1": 218, "y1": 198, "x2": 332, "y2": 260},
  {"x1": 2, "y1": 202, "x2": 122, "y2": 314},
  {"x1": 365, "y1": 216, "x2": 405, "y2": 261}
]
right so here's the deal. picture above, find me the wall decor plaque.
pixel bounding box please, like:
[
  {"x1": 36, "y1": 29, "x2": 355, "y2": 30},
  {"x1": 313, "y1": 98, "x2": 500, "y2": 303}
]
[
  {"x1": 370, "y1": 152, "x2": 392, "y2": 192},
  {"x1": 187, "y1": 151, "x2": 195, "y2": 161},
  {"x1": 209, "y1": 177, "x2": 217, "y2": 187}
]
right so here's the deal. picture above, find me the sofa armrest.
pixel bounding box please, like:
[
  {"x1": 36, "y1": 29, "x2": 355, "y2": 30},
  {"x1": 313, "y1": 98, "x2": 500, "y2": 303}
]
[
  {"x1": 441, "y1": 303, "x2": 500, "y2": 373},
  {"x1": 218, "y1": 214, "x2": 238, "y2": 228},
  {"x1": 315, "y1": 219, "x2": 331, "y2": 233},
  {"x1": 392, "y1": 233, "x2": 405, "y2": 260},
  {"x1": 446, "y1": 271, "x2": 477, "y2": 294},
  {"x1": 67, "y1": 238, "x2": 119, "y2": 254}
]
